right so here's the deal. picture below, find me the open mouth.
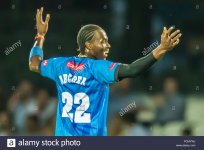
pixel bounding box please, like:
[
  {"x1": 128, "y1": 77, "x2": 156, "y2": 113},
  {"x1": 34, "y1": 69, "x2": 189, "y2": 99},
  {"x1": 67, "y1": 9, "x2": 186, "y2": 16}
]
[{"x1": 104, "y1": 51, "x2": 109, "y2": 57}]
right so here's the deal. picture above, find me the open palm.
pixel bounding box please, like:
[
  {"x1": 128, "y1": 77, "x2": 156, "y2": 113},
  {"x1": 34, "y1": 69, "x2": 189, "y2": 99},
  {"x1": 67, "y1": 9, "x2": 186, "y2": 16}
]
[
  {"x1": 160, "y1": 27, "x2": 182, "y2": 51},
  {"x1": 36, "y1": 7, "x2": 50, "y2": 36}
]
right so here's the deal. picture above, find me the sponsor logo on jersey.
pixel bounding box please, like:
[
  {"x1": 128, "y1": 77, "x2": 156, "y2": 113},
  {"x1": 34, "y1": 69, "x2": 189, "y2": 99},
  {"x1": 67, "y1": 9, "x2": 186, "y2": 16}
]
[
  {"x1": 43, "y1": 60, "x2": 48, "y2": 66},
  {"x1": 66, "y1": 61, "x2": 84, "y2": 71}
]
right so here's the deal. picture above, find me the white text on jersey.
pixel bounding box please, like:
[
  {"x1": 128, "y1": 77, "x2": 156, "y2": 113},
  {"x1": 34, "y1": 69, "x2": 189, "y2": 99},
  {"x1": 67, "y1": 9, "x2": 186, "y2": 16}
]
[{"x1": 59, "y1": 73, "x2": 86, "y2": 86}]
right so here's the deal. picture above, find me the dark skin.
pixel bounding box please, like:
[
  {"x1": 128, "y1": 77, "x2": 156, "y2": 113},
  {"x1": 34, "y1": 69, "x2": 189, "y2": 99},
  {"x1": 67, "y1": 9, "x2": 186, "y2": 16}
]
[
  {"x1": 79, "y1": 29, "x2": 111, "y2": 60},
  {"x1": 29, "y1": 7, "x2": 49, "y2": 72},
  {"x1": 29, "y1": 7, "x2": 182, "y2": 73}
]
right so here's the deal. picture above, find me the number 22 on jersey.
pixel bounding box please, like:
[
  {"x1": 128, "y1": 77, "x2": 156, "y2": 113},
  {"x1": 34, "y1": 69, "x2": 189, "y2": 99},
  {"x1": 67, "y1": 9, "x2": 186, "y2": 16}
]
[{"x1": 61, "y1": 92, "x2": 91, "y2": 123}]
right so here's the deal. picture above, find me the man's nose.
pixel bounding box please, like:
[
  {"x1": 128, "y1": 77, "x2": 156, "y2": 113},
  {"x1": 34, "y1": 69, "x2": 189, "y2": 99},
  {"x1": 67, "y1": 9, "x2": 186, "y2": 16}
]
[{"x1": 107, "y1": 42, "x2": 111, "y2": 48}]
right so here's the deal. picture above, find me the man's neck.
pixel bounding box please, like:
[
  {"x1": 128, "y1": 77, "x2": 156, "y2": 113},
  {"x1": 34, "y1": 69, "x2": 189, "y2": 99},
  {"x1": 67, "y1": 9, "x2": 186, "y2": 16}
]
[{"x1": 78, "y1": 53, "x2": 97, "y2": 59}]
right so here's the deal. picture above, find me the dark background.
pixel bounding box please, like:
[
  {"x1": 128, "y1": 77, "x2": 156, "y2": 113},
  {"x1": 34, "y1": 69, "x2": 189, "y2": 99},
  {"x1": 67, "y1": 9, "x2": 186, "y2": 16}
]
[{"x1": 0, "y1": 0, "x2": 203, "y2": 95}]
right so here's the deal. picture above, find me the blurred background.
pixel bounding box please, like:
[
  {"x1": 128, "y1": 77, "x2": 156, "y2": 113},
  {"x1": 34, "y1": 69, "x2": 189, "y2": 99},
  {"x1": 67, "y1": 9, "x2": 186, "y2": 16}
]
[{"x1": 0, "y1": 0, "x2": 203, "y2": 136}]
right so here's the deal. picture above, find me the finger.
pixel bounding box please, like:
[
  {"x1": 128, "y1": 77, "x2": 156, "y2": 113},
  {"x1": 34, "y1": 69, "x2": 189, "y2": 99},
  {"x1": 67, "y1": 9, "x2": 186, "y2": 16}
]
[
  {"x1": 36, "y1": 9, "x2": 39, "y2": 16},
  {"x1": 45, "y1": 14, "x2": 50, "y2": 24},
  {"x1": 162, "y1": 27, "x2": 168, "y2": 37},
  {"x1": 36, "y1": 9, "x2": 40, "y2": 23},
  {"x1": 167, "y1": 26, "x2": 174, "y2": 35},
  {"x1": 40, "y1": 7, "x2": 44, "y2": 22},
  {"x1": 171, "y1": 33, "x2": 182, "y2": 43},
  {"x1": 172, "y1": 39, "x2": 180, "y2": 47},
  {"x1": 161, "y1": 27, "x2": 165, "y2": 36},
  {"x1": 170, "y1": 30, "x2": 180, "y2": 39}
]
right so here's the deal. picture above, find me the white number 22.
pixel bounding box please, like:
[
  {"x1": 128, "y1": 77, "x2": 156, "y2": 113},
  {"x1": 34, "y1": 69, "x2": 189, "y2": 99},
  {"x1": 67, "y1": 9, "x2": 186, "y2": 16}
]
[{"x1": 61, "y1": 92, "x2": 91, "y2": 123}]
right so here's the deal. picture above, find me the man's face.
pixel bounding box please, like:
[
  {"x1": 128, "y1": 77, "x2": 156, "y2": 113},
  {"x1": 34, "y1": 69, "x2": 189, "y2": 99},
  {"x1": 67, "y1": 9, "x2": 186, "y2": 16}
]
[{"x1": 86, "y1": 29, "x2": 111, "y2": 60}]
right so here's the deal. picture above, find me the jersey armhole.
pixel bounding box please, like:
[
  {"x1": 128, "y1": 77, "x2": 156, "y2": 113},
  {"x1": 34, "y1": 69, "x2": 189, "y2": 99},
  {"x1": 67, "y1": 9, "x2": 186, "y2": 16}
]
[{"x1": 114, "y1": 64, "x2": 120, "y2": 82}]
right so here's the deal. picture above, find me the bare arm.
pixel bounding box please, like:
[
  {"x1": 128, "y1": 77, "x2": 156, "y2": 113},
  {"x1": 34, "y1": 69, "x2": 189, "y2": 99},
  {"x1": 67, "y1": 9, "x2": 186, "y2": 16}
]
[
  {"x1": 117, "y1": 26, "x2": 182, "y2": 80},
  {"x1": 29, "y1": 7, "x2": 50, "y2": 73}
]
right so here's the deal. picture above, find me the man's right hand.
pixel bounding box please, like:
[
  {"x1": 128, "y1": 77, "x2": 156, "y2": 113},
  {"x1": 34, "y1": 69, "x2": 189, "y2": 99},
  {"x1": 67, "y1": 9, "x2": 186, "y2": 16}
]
[{"x1": 36, "y1": 7, "x2": 50, "y2": 36}]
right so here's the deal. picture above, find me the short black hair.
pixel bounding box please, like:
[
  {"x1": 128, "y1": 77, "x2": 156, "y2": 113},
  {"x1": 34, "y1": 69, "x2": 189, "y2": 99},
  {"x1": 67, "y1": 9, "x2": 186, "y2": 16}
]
[{"x1": 77, "y1": 24, "x2": 102, "y2": 53}]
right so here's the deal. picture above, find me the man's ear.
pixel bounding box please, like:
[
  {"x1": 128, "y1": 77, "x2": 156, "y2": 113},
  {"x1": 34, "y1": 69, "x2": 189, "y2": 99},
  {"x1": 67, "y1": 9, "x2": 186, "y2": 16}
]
[{"x1": 85, "y1": 41, "x2": 92, "y2": 50}]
